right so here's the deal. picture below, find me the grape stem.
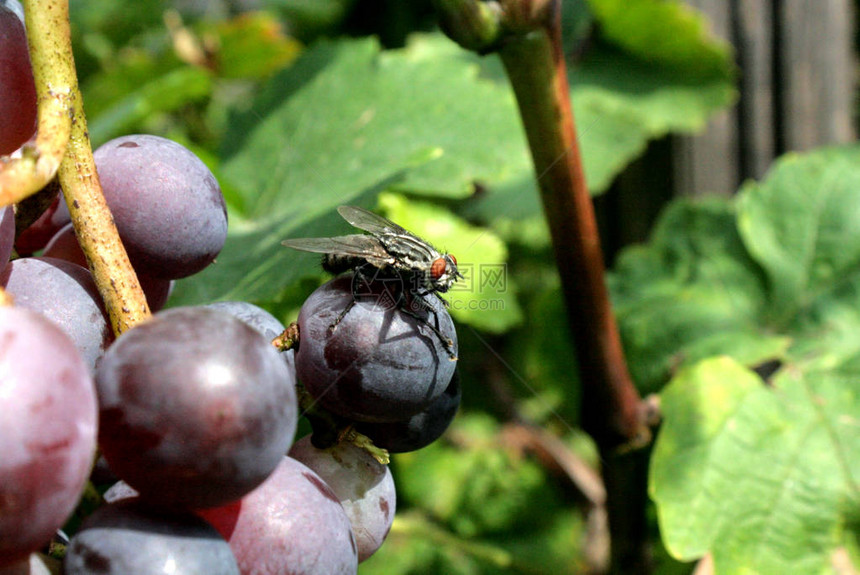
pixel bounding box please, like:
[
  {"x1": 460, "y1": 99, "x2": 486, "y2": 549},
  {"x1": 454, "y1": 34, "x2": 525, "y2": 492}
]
[
  {"x1": 0, "y1": 287, "x2": 12, "y2": 306},
  {"x1": 498, "y1": 423, "x2": 609, "y2": 569},
  {"x1": 295, "y1": 376, "x2": 392, "y2": 465},
  {"x1": 0, "y1": 0, "x2": 73, "y2": 204},
  {"x1": 272, "y1": 321, "x2": 300, "y2": 351},
  {"x1": 504, "y1": 6, "x2": 649, "y2": 451},
  {"x1": 339, "y1": 427, "x2": 390, "y2": 465},
  {"x1": 389, "y1": 512, "x2": 516, "y2": 570},
  {"x1": 17, "y1": 0, "x2": 151, "y2": 335}
]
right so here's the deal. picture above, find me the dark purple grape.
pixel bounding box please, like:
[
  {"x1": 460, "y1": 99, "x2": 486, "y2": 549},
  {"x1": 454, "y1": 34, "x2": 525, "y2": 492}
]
[
  {"x1": 90, "y1": 454, "x2": 119, "y2": 486},
  {"x1": 0, "y1": 307, "x2": 97, "y2": 567},
  {"x1": 204, "y1": 301, "x2": 285, "y2": 341},
  {"x1": 96, "y1": 307, "x2": 298, "y2": 509},
  {"x1": 204, "y1": 300, "x2": 296, "y2": 372},
  {"x1": 289, "y1": 435, "x2": 395, "y2": 561},
  {"x1": 357, "y1": 369, "x2": 461, "y2": 453},
  {"x1": 41, "y1": 223, "x2": 85, "y2": 266},
  {"x1": 198, "y1": 456, "x2": 358, "y2": 575},
  {"x1": 296, "y1": 274, "x2": 457, "y2": 422},
  {"x1": 0, "y1": 257, "x2": 113, "y2": 370},
  {"x1": 14, "y1": 193, "x2": 71, "y2": 256},
  {"x1": 135, "y1": 273, "x2": 174, "y2": 312},
  {"x1": 43, "y1": 223, "x2": 174, "y2": 311},
  {"x1": 0, "y1": 0, "x2": 36, "y2": 155},
  {"x1": 64, "y1": 500, "x2": 239, "y2": 575},
  {"x1": 93, "y1": 135, "x2": 227, "y2": 279},
  {"x1": 0, "y1": 205, "x2": 15, "y2": 271}
]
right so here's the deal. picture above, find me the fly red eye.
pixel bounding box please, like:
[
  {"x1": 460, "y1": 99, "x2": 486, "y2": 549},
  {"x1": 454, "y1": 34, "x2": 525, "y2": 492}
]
[
  {"x1": 449, "y1": 254, "x2": 457, "y2": 265},
  {"x1": 430, "y1": 257, "x2": 447, "y2": 280}
]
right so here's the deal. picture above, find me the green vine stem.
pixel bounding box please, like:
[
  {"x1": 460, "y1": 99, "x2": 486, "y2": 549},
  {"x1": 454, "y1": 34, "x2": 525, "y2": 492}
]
[
  {"x1": 389, "y1": 512, "x2": 514, "y2": 569},
  {"x1": 497, "y1": 23, "x2": 649, "y2": 451},
  {"x1": 0, "y1": 0, "x2": 72, "y2": 204},
  {"x1": 434, "y1": 1, "x2": 655, "y2": 571},
  {"x1": 20, "y1": 0, "x2": 151, "y2": 335},
  {"x1": 435, "y1": 0, "x2": 649, "y2": 453}
]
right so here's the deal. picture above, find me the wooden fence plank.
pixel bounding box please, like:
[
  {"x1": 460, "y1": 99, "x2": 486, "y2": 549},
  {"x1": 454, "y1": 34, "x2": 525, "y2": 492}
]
[
  {"x1": 780, "y1": 0, "x2": 856, "y2": 151},
  {"x1": 736, "y1": 0, "x2": 775, "y2": 180},
  {"x1": 674, "y1": 0, "x2": 740, "y2": 196},
  {"x1": 674, "y1": 0, "x2": 855, "y2": 195},
  {"x1": 603, "y1": 0, "x2": 855, "y2": 253}
]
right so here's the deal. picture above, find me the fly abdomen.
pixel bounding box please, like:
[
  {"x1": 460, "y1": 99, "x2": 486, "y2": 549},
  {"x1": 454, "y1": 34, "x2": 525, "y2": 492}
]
[{"x1": 322, "y1": 254, "x2": 364, "y2": 275}]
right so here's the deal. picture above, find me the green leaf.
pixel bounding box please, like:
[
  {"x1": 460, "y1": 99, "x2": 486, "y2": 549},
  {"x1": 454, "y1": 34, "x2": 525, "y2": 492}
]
[
  {"x1": 737, "y1": 146, "x2": 860, "y2": 327},
  {"x1": 587, "y1": 0, "x2": 735, "y2": 80},
  {"x1": 610, "y1": 145, "x2": 860, "y2": 395},
  {"x1": 573, "y1": 45, "x2": 735, "y2": 191},
  {"x1": 220, "y1": 35, "x2": 528, "y2": 212},
  {"x1": 617, "y1": 195, "x2": 763, "y2": 297},
  {"x1": 70, "y1": 0, "x2": 167, "y2": 66},
  {"x1": 609, "y1": 197, "x2": 781, "y2": 392},
  {"x1": 650, "y1": 356, "x2": 860, "y2": 574},
  {"x1": 168, "y1": 180, "x2": 403, "y2": 306},
  {"x1": 377, "y1": 193, "x2": 523, "y2": 332},
  {"x1": 617, "y1": 283, "x2": 789, "y2": 393},
  {"x1": 486, "y1": 512, "x2": 587, "y2": 574},
  {"x1": 561, "y1": 0, "x2": 593, "y2": 56},
  {"x1": 359, "y1": 510, "x2": 518, "y2": 575},
  {"x1": 790, "y1": 273, "x2": 860, "y2": 365},
  {"x1": 268, "y1": 0, "x2": 357, "y2": 41}
]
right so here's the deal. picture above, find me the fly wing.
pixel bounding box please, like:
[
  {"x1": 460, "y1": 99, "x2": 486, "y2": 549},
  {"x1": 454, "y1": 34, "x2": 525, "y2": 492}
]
[
  {"x1": 281, "y1": 234, "x2": 395, "y2": 268},
  {"x1": 339, "y1": 206, "x2": 444, "y2": 265},
  {"x1": 337, "y1": 205, "x2": 409, "y2": 236}
]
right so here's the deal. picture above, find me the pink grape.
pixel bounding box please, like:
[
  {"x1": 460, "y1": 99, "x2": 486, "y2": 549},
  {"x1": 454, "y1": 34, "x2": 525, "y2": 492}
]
[
  {"x1": 198, "y1": 456, "x2": 358, "y2": 575},
  {"x1": 0, "y1": 307, "x2": 97, "y2": 566},
  {"x1": 289, "y1": 435, "x2": 396, "y2": 561},
  {"x1": 0, "y1": 257, "x2": 113, "y2": 371}
]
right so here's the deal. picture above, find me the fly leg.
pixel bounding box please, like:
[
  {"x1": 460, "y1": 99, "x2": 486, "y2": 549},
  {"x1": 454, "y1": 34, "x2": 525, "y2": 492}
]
[
  {"x1": 328, "y1": 299, "x2": 356, "y2": 333},
  {"x1": 328, "y1": 267, "x2": 371, "y2": 333},
  {"x1": 399, "y1": 298, "x2": 457, "y2": 361}
]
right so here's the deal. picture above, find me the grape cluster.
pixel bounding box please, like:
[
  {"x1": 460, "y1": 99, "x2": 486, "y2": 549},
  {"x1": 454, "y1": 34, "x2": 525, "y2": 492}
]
[
  {"x1": 2, "y1": 8, "x2": 460, "y2": 568},
  {"x1": 1, "y1": 129, "x2": 462, "y2": 573}
]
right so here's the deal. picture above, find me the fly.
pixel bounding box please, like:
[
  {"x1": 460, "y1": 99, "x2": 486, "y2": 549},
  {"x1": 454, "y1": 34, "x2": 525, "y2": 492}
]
[{"x1": 282, "y1": 206, "x2": 462, "y2": 359}]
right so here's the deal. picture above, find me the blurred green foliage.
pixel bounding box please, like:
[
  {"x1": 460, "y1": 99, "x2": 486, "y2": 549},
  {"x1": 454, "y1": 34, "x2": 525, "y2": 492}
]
[{"x1": 62, "y1": 0, "x2": 784, "y2": 572}]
